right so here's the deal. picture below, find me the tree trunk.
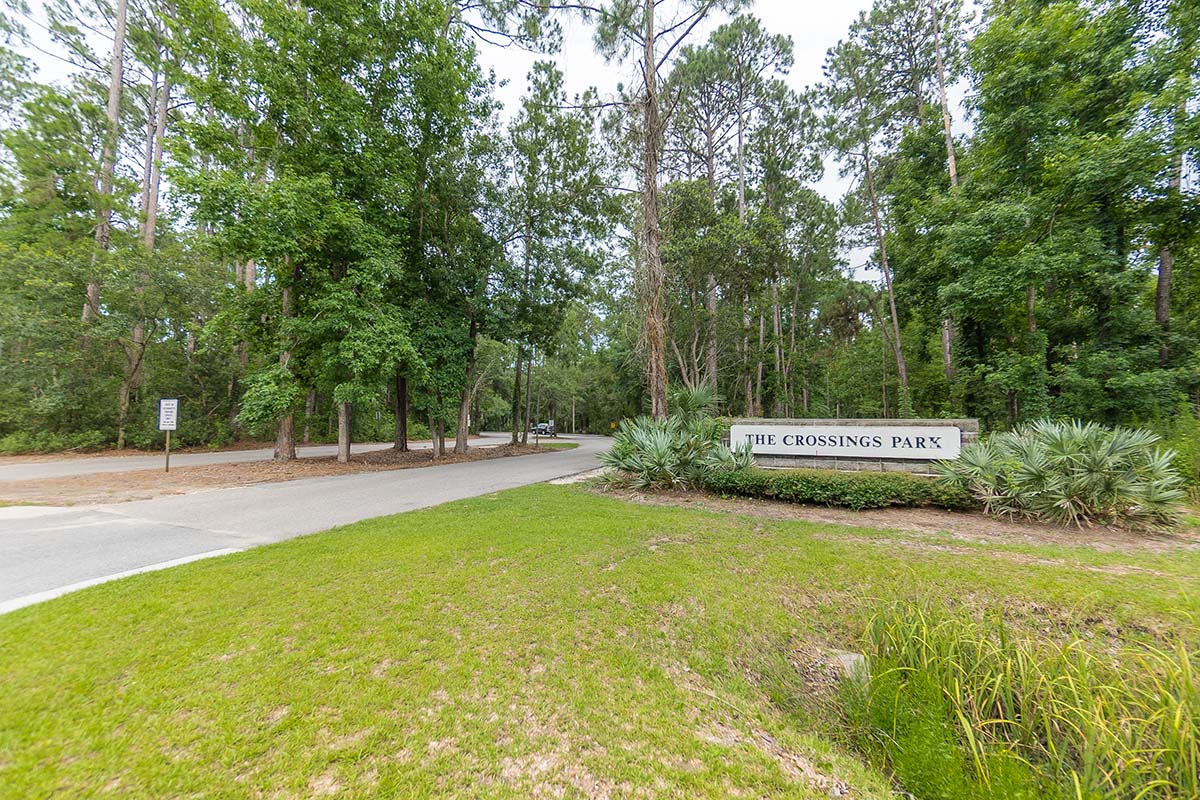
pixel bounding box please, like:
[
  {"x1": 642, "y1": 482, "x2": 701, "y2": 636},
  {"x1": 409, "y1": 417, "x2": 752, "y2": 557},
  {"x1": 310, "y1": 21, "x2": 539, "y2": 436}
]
[
  {"x1": 754, "y1": 312, "x2": 764, "y2": 416},
  {"x1": 84, "y1": 0, "x2": 128, "y2": 323},
  {"x1": 772, "y1": 282, "x2": 783, "y2": 416},
  {"x1": 138, "y1": 72, "x2": 158, "y2": 220},
  {"x1": 703, "y1": 147, "x2": 720, "y2": 391},
  {"x1": 429, "y1": 413, "x2": 439, "y2": 460},
  {"x1": 304, "y1": 390, "x2": 315, "y2": 444},
  {"x1": 736, "y1": 99, "x2": 746, "y2": 223},
  {"x1": 273, "y1": 258, "x2": 297, "y2": 461},
  {"x1": 705, "y1": 275, "x2": 719, "y2": 390},
  {"x1": 742, "y1": 303, "x2": 753, "y2": 415},
  {"x1": 510, "y1": 344, "x2": 524, "y2": 445},
  {"x1": 863, "y1": 143, "x2": 909, "y2": 391},
  {"x1": 941, "y1": 318, "x2": 956, "y2": 382},
  {"x1": 275, "y1": 413, "x2": 295, "y2": 460},
  {"x1": 521, "y1": 353, "x2": 534, "y2": 445},
  {"x1": 641, "y1": 0, "x2": 669, "y2": 420},
  {"x1": 437, "y1": 418, "x2": 446, "y2": 457},
  {"x1": 115, "y1": 71, "x2": 170, "y2": 450},
  {"x1": 394, "y1": 372, "x2": 408, "y2": 450},
  {"x1": 1157, "y1": 155, "x2": 1182, "y2": 366},
  {"x1": 337, "y1": 402, "x2": 352, "y2": 463},
  {"x1": 930, "y1": 0, "x2": 958, "y2": 189},
  {"x1": 931, "y1": 0, "x2": 958, "y2": 385},
  {"x1": 454, "y1": 362, "x2": 475, "y2": 455},
  {"x1": 142, "y1": 77, "x2": 169, "y2": 250}
]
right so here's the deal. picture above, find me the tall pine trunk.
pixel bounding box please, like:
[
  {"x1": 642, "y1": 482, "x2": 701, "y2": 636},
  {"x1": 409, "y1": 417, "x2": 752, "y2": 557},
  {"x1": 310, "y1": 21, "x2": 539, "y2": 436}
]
[
  {"x1": 510, "y1": 344, "x2": 524, "y2": 445},
  {"x1": 521, "y1": 353, "x2": 534, "y2": 445},
  {"x1": 85, "y1": 0, "x2": 128, "y2": 323},
  {"x1": 1157, "y1": 153, "x2": 1183, "y2": 366},
  {"x1": 931, "y1": 0, "x2": 958, "y2": 384},
  {"x1": 863, "y1": 140, "x2": 909, "y2": 396},
  {"x1": 116, "y1": 72, "x2": 169, "y2": 449},
  {"x1": 640, "y1": 0, "x2": 669, "y2": 419},
  {"x1": 704, "y1": 148, "x2": 719, "y2": 390},
  {"x1": 754, "y1": 312, "x2": 764, "y2": 416},
  {"x1": 772, "y1": 282, "x2": 783, "y2": 416}
]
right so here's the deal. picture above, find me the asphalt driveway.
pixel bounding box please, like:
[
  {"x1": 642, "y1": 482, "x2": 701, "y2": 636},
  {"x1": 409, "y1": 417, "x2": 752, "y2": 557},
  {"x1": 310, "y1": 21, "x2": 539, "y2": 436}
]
[{"x1": 0, "y1": 434, "x2": 607, "y2": 613}]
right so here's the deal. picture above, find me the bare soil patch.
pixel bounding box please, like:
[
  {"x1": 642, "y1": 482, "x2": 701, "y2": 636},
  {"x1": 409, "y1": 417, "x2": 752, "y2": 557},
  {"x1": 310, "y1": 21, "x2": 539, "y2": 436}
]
[
  {"x1": 0, "y1": 437, "x2": 479, "y2": 464},
  {"x1": 0, "y1": 444, "x2": 558, "y2": 505},
  {"x1": 598, "y1": 486, "x2": 1200, "y2": 555}
]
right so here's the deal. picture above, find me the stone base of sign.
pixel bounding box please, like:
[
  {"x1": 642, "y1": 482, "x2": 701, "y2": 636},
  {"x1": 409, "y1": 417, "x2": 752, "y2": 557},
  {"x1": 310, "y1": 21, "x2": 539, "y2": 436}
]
[{"x1": 727, "y1": 418, "x2": 979, "y2": 475}]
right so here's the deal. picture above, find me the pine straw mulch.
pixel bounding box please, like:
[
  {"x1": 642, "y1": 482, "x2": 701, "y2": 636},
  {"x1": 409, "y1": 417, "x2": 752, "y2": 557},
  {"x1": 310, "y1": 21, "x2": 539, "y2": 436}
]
[
  {"x1": 593, "y1": 484, "x2": 1200, "y2": 555},
  {"x1": 0, "y1": 444, "x2": 556, "y2": 506}
]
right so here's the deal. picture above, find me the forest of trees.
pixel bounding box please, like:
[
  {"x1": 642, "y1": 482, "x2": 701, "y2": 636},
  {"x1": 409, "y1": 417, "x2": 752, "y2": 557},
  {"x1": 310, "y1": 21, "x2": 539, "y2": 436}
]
[{"x1": 0, "y1": 0, "x2": 1196, "y2": 458}]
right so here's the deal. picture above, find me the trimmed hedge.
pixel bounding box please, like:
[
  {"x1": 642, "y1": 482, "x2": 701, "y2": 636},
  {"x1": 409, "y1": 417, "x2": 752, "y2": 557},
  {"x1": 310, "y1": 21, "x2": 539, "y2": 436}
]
[{"x1": 702, "y1": 467, "x2": 973, "y2": 511}]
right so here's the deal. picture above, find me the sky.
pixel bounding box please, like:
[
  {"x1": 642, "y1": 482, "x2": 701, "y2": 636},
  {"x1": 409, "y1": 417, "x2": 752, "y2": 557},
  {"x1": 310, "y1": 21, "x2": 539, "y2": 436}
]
[
  {"x1": 16, "y1": 0, "x2": 904, "y2": 272},
  {"x1": 475, "y1": 1, "x2": 877, "y2": 204}
]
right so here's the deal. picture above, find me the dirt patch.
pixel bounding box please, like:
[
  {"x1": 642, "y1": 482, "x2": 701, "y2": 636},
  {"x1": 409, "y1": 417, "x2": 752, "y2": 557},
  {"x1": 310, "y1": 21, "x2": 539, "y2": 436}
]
[
  {"x1": 0, "y1": 444, "x2": 561, "y2": 505},
  {"x1": 0, "y1": 437, "x2": 487, "y2": 464},
  {"x1": 599, "y1": 487, "x2": 1200, "y2": 555},
  {"x1": 0, "y1": 440, "x2": 278, "y2": 464},
  {"x1": 695, "y1": 720, "x2": 848, "y2": 796}
]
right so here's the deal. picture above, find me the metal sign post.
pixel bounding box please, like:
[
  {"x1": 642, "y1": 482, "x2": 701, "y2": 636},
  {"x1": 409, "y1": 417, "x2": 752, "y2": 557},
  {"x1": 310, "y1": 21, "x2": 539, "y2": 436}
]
[{"x1": 158, "y1": 398, "x2": 179, "y2": 472}]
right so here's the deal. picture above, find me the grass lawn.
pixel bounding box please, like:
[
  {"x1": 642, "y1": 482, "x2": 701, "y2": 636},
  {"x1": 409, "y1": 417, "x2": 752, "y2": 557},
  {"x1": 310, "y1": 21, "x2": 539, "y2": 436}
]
[
  {"x1": 537, "y1": 441, "x2": 580, "y2": 451},
  {"x1": 2, "y1": 485, "x2": 1197, "y2": 798}
]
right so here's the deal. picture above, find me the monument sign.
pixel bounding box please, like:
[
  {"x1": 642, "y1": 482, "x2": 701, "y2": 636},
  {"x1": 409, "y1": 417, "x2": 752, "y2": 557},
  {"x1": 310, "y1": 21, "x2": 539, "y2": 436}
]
[{"x1": 727, "y1": 418, "x2": 978, "y2": 473}]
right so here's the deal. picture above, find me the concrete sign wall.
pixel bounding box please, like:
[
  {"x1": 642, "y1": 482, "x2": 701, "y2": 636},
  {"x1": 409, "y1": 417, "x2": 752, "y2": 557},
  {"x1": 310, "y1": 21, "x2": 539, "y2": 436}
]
[
  {"x1": 731, "y1": 424, "x2": 962, "y2": 460},
  {"x1": 726, "y1": 418, "x2": 978, "y2": 474}
]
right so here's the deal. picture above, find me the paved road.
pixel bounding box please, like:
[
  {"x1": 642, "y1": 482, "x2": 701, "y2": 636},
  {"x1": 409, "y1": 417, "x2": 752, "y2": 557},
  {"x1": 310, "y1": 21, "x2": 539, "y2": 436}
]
[
  {"x1": 0, "y1": 434, "x2": 506, "y2": 482},
  {"x1": 0, "y1": 434, "x2": 607, "y2": 613}
]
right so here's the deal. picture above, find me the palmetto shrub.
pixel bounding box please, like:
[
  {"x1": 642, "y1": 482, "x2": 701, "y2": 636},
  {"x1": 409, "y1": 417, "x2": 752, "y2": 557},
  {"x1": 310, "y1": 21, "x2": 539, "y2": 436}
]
[
  {"x1": 600, "y1": 387, "x2": 752, "y2": 489},
  {"x1": 934, "y1": 419, "x2": 1186, "y2": 529}
]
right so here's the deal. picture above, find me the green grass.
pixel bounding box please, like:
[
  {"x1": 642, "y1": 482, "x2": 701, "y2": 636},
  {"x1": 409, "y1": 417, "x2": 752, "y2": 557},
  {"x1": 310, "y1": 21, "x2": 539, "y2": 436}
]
[
  {"x1": 537, "y1": 441, "x2": 579, "y2": 450},
  {"x1": 2, "y1": 485, "x2": 1197, "y2": 798}
]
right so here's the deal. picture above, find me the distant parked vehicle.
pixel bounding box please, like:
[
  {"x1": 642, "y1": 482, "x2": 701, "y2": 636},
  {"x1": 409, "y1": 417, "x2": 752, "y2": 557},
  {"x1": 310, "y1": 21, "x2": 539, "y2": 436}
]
[{"x1": 534, "y1": 422, "x2": 557, "y2": 437}]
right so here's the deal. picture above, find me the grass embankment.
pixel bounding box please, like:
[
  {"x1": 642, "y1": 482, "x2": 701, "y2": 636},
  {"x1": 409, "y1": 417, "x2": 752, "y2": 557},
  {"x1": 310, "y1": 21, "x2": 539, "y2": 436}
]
[{"x1": 1, "y1": 485, "x2": 1197, "y2": 798}]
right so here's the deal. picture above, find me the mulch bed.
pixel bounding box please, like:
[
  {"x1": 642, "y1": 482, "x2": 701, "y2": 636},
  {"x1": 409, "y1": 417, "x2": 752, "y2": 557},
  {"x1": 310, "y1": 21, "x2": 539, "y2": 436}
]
[
  {"x1": 595, "y1": 485, "x2": 1200, "y2": 554},
  {"x1": 0, "y1": 443, "x2": 555, "y2": 506}
]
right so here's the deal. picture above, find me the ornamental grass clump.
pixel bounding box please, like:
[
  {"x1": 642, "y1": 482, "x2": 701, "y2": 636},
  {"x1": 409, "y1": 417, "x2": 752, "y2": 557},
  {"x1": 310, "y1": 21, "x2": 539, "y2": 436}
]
[
  {"x1": 846, "y1": 603, "x2": 1199, "y2": 800},
  {"x1": 600, "y1": 387, "x2": 752, "y2": 489},
  {"x1": 934, "y1": 419, "x2": 1186, "y2": 529}
]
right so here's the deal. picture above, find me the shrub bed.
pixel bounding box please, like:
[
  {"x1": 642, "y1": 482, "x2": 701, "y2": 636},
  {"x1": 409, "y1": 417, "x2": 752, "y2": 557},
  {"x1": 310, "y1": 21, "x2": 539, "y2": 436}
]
[
  {"x1": 934, "y1": 418, "x2": 1186, "y2": 529},
  {"x1": 703, "y1": 467, "x2": 972, "y2": 511}
]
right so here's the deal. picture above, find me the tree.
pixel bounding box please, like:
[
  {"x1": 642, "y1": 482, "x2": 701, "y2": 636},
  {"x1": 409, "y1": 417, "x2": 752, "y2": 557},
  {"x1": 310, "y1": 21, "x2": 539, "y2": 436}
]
[
  {"x1": 581, "y1": 0, "x2": 745, "y2": 419},
  {"x1": 504, "y1": 62, "x2": 608, "y2": 443},
  {"x1": 822, "y1": 34, "x2": 913, "y2": 414}
]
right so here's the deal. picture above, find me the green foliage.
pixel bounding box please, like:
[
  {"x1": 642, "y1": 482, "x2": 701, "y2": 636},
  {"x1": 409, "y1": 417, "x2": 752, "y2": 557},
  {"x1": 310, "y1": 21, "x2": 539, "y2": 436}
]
[
  {"x1": 0, "y1": 430, "x2": 108, "y2": 454},
  {"x1": 847, "y1": 602, "x2": 1199, "y2": 799},
  {"x1": 599, "y1": 387, "x2": 752, "y2": 488},
  {"x1": 934, "y1": 419, "x2": 1187, "y2": 529},
  {"x1": 1159, "y1": 403, "x2": 1200, "y2": 499},
  {"x1": 703, "y1": 466, "x2": 970, "y2": 511},
  {"x1": 236, "y1": 365, "x2": 304, "y2": 433}
]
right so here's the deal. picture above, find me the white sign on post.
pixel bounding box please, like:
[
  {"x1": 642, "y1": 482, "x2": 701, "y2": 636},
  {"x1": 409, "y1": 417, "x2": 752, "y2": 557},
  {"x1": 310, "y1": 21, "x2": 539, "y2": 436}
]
[
  {"x1": 730, "y1": 424, "x2": 962, "y2": 461},
  {"x1": 158, "y1": 398, "x2": 179, "y2": 431}
]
